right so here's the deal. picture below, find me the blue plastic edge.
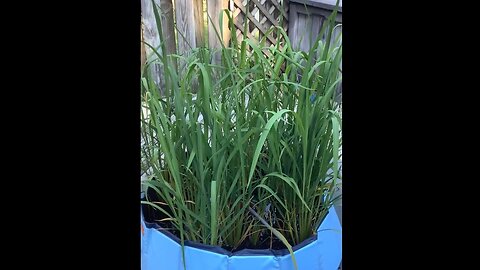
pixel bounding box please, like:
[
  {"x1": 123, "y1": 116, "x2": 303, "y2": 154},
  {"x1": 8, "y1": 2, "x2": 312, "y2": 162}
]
[{"x1": 141, "y1": 206, "x2": 342, "y2": 270}]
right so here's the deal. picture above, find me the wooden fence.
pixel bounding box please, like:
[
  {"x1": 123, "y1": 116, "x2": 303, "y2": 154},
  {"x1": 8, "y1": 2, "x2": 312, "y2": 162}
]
[
  {"x1": 288, "y1": 0, "x2": 342, "y2": 52},
  {"x1": 141, "y1": 0, "x2": 341, "y2": 85},
  {"x1": 230, "y1": 0, "x2": 289, "y2": 46}
]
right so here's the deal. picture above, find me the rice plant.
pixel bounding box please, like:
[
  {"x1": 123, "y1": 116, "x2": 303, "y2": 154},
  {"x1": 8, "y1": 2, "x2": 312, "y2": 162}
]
[{"x1": 141, "y1": 0, "x2": 342, "y2": 264}]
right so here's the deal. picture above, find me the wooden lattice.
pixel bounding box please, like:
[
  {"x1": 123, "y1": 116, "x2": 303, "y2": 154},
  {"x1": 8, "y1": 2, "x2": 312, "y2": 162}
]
[{"x1": 230, "y1": 0, "x2": 289, "y2": 47}]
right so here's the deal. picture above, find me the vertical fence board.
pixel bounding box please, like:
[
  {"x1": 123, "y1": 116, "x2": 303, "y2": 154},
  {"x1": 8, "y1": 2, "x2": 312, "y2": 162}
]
[
  {"x1": 208, "y1": 0, "x2": 230, "y2": 62},
  {"x1": 175, "y1": 0, "x2": 198, "y2": 54},
  {"x1": 194, "y1": 0, "x2": 206, "y2": 47},
  {"x1": 141, "y1": 23, "x2": 147, "y2": 72},
  {"x1": 141, "y1": 0, "x2": 177, "y2": 88}
]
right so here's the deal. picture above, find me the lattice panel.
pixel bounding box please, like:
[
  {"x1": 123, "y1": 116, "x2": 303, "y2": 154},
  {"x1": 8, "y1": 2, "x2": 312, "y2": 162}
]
[{"x1": 230, "y1": 0, "x2": 289, "y2": 47}]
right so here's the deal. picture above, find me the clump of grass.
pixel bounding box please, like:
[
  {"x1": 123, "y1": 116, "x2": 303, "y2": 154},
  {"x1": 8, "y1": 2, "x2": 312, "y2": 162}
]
[{"x1": 141, "y1": 0, "x2": 341, "y2": 266}]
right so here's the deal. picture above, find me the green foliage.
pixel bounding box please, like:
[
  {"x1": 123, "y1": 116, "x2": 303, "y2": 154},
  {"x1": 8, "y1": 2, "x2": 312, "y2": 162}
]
[{"x1": 141, "y1": 1, "x2": 341, "y2": 267}]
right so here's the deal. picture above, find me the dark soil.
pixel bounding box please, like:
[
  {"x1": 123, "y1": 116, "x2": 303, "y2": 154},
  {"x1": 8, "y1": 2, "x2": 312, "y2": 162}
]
[{"x1": 142, "y1": 190, "x2": 289, "y2": 252}]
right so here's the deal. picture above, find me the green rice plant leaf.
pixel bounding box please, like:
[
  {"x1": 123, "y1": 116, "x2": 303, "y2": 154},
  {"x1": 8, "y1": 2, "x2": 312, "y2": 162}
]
[{"x1": 248, "y1": 109, "x2": 291, "y2": 186}]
